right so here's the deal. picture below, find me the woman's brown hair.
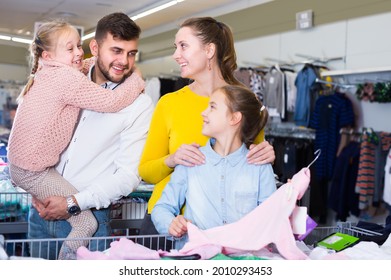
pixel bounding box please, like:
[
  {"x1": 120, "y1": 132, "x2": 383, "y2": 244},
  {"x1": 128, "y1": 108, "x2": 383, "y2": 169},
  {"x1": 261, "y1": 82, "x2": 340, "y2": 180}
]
[{"x1": 180, "y1": 17, "x2": 242, "y2": 86}]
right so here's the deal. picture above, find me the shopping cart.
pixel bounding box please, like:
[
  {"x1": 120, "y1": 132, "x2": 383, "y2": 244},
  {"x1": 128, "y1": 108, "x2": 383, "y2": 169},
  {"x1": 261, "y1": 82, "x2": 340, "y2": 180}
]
[
  {"x1": 110, "y1": 190, "x2": 151, "y2": 235},
  {"x1": 2, "y1": 221, "x2": 386, "y2": 260},
  {"x1": 2, "y1": 234, "x2": 175, "y2": 260},
  {"x1": 1, "y1": 187, "x2": 156, "y2": 259},
  {"x1": 0, "y1": 191, "x2": 32, "y2": 234},
  {"x1": 303, "y1": 221, "x2": 384, "y2": 247}
]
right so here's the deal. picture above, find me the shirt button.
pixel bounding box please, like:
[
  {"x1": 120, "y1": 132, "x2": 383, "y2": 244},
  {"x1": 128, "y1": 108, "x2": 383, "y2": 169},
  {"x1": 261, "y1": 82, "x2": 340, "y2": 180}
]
[
  {"x1": 73, "y1": 138, "x2": 77, "y2": 142},
  {"x1": 82, "y1": 117, "x2": 86, "y2": 121}
]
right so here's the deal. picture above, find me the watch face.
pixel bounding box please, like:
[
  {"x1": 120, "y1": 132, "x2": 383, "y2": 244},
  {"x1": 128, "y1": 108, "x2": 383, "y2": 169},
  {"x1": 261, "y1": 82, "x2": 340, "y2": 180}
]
[{"x1": 68, "y1": 205, "x2": 81, "y2": 216}]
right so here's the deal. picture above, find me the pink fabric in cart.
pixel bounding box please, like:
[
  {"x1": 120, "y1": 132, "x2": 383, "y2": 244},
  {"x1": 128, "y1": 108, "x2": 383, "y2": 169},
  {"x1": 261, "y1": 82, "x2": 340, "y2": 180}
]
[
  {"x1": 77, "y1": 238, "x2": 160, "y2": 260},
  {"x1": 76, "y1": 237, "x2": 221, "y2": 260},
  {"x1": 179, "y1": 168, "x2": 312, "y2": 260}
]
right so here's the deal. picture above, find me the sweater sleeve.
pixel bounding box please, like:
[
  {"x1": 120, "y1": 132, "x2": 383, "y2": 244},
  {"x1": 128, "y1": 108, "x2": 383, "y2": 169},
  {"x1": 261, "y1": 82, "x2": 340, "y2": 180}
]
[
  {"x1": 59, "y1": 67, "x2": 145, "y2": 113},
  {"x1": 81, "y1": 57, "x2": 95, "y2": 75},
  {"x1": 254, "y1": 129, "x2": 265, "y2": 144},
  {"x1": 138, "y1": 97, "x2": 174, "y2": 184}
]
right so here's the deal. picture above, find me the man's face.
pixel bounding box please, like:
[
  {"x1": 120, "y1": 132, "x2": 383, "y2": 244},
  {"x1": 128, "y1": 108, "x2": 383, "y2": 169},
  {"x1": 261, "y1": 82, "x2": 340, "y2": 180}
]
[{"x1": 90, "y1": 33, "x2": 138, "y2": 84}]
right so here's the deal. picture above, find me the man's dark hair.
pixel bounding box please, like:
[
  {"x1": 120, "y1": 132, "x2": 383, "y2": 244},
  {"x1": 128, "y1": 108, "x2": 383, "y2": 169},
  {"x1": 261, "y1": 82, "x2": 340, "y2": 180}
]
[{"x1": 95, "y1": 12, "x2": 141, "y2": 43}]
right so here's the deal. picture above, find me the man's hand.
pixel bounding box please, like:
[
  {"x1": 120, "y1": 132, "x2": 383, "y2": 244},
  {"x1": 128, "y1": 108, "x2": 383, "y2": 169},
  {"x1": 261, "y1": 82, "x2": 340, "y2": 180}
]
[{"x1": 33, "y1": 196, "x2": 69, "y2": 220}]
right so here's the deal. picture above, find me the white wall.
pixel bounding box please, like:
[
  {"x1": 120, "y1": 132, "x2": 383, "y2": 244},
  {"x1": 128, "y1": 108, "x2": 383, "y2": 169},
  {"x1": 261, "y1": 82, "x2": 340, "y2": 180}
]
[
  {"x1": 139, "y1": 12, "x2": 391, "y2": 132},
  {"x1": 139, "y1": 56, "x2": 180, "y2": 79},
  {"x1": 0, "y1": 63, "x2": 28, "y2": 81}
]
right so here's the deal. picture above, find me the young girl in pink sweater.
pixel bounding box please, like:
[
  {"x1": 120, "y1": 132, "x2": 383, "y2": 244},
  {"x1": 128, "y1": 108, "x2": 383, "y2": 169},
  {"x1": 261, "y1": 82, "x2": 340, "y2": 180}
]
[{"x1": 7, "y1": 20, "x2": 144, "y2": 259}]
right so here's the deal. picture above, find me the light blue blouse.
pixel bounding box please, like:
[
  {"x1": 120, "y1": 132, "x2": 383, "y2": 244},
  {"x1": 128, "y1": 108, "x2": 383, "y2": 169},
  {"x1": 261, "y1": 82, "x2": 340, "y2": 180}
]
[{"x1": 152, "y1": 138, "x2": 277, "y2": 247}]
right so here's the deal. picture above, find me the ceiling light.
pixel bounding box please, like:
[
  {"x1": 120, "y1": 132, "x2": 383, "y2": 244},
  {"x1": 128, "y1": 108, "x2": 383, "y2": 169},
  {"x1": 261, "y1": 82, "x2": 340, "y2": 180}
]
[
  {"x1": 11, "y1": 37, "x2": 33, "y2": 44},
  {"x1": 0, "y1": 34, "x2": 32, "y2": 44},
  {"x1": 131, "y1": 0, "x2": 178, "y2": 21},
  {"x1": 0, "y1": 35, "x2": 11, "y2": 41},
  {"x1": 82, "y1": 32, "x2": 95, "y2": 41},
  {"x1": 81, "y1": 0, "x2": 185, "y2": 41}
]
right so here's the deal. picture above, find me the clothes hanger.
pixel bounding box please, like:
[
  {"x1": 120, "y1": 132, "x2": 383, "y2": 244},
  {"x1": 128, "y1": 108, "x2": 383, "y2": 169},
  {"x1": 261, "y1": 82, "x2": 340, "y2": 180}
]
[{"x1": 307, "y1": 149, "x2": 321, "y2": 169}]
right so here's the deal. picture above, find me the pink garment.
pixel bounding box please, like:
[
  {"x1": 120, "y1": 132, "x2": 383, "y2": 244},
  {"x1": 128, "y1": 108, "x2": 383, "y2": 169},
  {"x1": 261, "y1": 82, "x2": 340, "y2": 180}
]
[
  {"x1": 180, "y1": 168, "x2": 311, "y2": 260},
  {"x1": 77, "y1": 238, "x2": 160, "y2": 260},
  {"x1": 77, "y1": 237, "x2": 222, "y2": 260},
  {"x1": 8, "y1": 58, "x2": 144, "y2": 171}
]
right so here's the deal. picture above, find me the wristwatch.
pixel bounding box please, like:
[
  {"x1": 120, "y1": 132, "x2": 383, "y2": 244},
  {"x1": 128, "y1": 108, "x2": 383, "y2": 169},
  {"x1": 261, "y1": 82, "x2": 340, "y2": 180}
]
[{"x1": 66, "y1": 195, "x2": 81, "y2": 216}]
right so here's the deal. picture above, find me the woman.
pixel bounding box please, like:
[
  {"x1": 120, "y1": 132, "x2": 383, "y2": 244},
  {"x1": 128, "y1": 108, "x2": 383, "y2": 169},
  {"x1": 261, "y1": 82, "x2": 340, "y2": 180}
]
[{"x1": 138, "y1": 17, "x2": 275, "y2": 235}]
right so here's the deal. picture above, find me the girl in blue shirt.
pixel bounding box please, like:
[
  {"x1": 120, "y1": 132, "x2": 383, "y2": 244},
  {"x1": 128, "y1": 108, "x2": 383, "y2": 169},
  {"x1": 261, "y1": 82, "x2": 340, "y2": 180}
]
[{"x1": 152, "y1": 85, "x2": 276, "y2": 247}]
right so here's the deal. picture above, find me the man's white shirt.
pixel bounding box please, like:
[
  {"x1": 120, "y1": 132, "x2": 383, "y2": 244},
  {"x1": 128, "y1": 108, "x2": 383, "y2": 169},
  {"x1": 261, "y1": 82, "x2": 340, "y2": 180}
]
[{"x1": 56, "y1": 70, "x2": 154, "y2": 210}]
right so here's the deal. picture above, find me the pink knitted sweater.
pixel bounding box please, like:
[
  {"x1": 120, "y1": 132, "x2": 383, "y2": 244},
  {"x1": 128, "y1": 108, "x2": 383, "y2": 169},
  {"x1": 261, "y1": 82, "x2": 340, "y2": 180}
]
[{"x1": 7, "y1": 59, "x2": 145, "y2": 171}]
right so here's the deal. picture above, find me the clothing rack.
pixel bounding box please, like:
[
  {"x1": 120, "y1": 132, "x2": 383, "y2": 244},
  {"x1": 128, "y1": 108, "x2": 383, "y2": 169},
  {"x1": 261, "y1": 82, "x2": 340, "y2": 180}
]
[
  {"x1": 241, "y1": 61, "x2": 270, "y2": 68},
  {"x1": 339, "y1": 127, "x2": 361, "y2": 136},
  {"x1": 264, "y1": 58, "x2": 293, "y2": 66},
  {"x1": 320, "y1": 66, "x2": 391, "y2": 85},
  {"x1": 315, "y1": 78, "x2": 355, "y2": 89},
  {"x1": 295, "y1": 53, "x2": 345, "y2": 64},
  {"x1": 265, "y1": 123, "x2": 316, "y2": 140}
]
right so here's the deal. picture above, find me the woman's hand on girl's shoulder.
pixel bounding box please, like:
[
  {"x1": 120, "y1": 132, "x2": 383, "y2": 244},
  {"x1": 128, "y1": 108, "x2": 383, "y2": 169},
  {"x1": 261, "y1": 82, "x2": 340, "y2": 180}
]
[
  {"x1": 166, "y1": 143, "x2": 205, "y2": 168},
  {"x1": 247, "y1": 140, "x2": 275, "y2": 165}
]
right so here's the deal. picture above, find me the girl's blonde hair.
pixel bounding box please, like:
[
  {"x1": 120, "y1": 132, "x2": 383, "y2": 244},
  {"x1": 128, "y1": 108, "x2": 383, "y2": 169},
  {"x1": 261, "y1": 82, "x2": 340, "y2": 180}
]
[
  {"x1": 219, "y1": 85, "x2": 269, "y2": 148},
  {"x1": 17, "y1": 19, "x2": 75, "y2": 102}
]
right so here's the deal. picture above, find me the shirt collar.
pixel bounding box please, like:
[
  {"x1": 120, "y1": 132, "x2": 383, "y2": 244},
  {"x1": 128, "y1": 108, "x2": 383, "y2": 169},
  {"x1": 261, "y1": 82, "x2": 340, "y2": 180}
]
[
  {"x1": 204, "y1": 138, "x2": 247, "y2": 167},
  {"x1": 88, "y1": 65, "x2": 119, "y2": 89}
]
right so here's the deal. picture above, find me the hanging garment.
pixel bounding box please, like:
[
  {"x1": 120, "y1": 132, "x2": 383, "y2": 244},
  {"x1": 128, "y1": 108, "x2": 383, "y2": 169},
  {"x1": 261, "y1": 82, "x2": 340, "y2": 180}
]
[
  {"x1": 294, "y1": 65, "x2": 318, "y2": 127},
  {"x1": 250, "y1": 71, "x2": 266, "y2": 102},
  {"x1": 285, "y1": 71, "x2": 298, "y2": 113},
  {"x1": 144, "y1": 77, "x2": 161, "y2": 105},
  {"x1": 329, "y1": 141, "x2": 360, "y2": 221},
  {"x1": 234, "y1": 68, "x2": 252, "y2": 88},
  {"x1": 179, "y1": 168, "x2": 311, "y2": 260},
  {"x1": 356, "y1": 133, "x2": 377, "y2": 210},
  {"x1": 373, "y1": 132, "x2": 391, "y2": 204},
  {"x1": 263, "y1": 65, "x2": 285, "y2": 118},
  {"x1": 383, "y1": 149, "x2": 391, "y2": 207},
  {"x1": 309, "y1": 92, "x2": 355, "y2": 180}
]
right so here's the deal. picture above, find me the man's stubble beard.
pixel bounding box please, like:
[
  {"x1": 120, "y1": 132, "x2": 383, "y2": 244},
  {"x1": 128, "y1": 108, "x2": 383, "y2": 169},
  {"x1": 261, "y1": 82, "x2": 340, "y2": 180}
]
[{"x1": 95, "y1": 57, "x2": 131, "y2": 84}]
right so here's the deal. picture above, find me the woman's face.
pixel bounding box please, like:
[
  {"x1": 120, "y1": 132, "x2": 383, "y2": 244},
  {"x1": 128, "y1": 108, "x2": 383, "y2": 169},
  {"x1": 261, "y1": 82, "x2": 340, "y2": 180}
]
[{"x1": 172, "y1": 26, "x2": 209, "y2": 80}]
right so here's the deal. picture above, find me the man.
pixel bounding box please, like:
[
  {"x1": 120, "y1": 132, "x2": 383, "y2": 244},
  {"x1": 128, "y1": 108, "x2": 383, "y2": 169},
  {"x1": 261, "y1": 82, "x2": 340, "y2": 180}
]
[{"x1": 29, "y1": 12, "x2": 154, "y2": 259}]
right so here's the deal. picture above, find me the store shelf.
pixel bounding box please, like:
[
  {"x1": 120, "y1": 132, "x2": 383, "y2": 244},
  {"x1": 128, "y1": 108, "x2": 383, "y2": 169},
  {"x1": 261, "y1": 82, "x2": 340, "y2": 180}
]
[
  {"x1": 321, "y1": 66, "x2": 391, "y2": 84},
  {"x1": 265, "y1": 122, "x2": 316, "y2": 140}
]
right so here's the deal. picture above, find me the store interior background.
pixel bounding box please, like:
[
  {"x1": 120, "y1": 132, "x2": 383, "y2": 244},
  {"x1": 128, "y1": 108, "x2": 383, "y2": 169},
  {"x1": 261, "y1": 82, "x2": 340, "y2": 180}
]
[
  {"x1": 1, "y1": 0, "x2": 391, "y2": 131},
  {"x1": 1, "y1": 0, "x2": 391, "y2": 225}
]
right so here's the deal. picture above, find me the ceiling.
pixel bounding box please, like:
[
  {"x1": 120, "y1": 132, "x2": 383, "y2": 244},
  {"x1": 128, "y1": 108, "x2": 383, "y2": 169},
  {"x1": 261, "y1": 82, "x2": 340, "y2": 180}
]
[
  {"x1": 0, "y1": 0, "x2": 272, "y2": 43},
  {"x1": 1, "y1": 0, "x2": 391, "y2": 65}
]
